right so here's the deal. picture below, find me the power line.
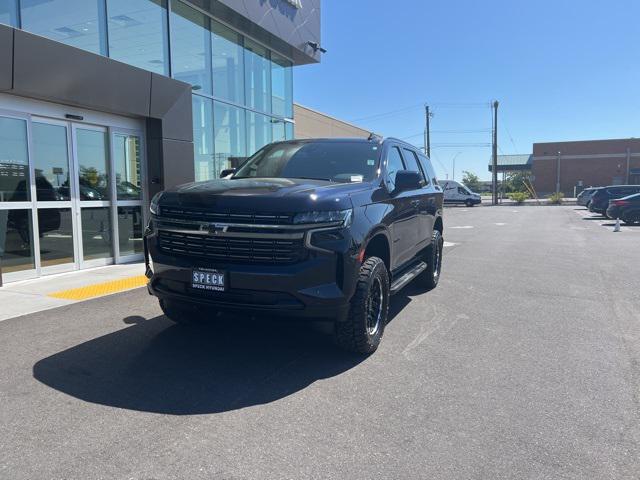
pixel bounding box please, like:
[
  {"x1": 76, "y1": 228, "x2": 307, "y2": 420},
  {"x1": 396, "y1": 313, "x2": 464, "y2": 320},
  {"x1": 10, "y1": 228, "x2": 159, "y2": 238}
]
[
  {"x1": 349, "y1": 104, "x2": 424, "y2": 123},
  {"x1": 401, "y1": 129, "x2": 491, "y2": 140},
  {"x1": 350, "y1": 101, "x2": 492, "y2": 123},
  {"x1": 432, "y1": 143, "x2": 491, "y2": 148}
]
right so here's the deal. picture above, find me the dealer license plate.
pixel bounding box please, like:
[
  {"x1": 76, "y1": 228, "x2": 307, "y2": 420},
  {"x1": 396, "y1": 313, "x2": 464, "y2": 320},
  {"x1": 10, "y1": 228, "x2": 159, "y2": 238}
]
[{"x1": 191, "y1": 269, "x2": 226, "y2": 292}]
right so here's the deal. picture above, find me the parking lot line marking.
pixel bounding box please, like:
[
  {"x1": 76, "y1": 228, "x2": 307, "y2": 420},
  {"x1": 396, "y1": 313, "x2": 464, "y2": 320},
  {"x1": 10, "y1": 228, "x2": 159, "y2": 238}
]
[
  {"x1": 450, "y1": 225, "x2": 474, "y2": 229},
  {"x1": 495, "y1": 222, "x2": 507, "y2": 226},
  {"x1": 48, "y1": 275, "x2": 148, "y2": 301},
  {"x1": 443, "y1": 241, "x2": 457, "y2": 247}
]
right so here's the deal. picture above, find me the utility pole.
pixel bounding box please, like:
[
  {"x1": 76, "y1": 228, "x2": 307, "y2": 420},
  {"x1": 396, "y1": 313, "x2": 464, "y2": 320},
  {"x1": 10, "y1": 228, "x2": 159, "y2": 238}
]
[
  {"x1": 491, "y1": 100, "x2": 499, "y2": 205},
  {"x1": 556, "y1": 151, "x2": 561, "y2": 194},
  {"x1": 424, "y1": 105, "x2": 432, "y2": 158}
]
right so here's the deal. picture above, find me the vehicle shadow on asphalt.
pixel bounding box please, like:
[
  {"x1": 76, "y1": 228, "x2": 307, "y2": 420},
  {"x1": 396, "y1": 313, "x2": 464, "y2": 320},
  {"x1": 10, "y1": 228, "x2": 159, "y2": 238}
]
[{"x1": 32, "y1": 314, "x2": 369, "y2": 415}]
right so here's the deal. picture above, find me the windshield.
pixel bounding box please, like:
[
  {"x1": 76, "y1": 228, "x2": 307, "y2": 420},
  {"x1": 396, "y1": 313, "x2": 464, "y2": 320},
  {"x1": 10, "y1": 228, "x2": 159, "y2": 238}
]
[{"x1": 233, "y1": 141, "x2": 381, "y2": 182}]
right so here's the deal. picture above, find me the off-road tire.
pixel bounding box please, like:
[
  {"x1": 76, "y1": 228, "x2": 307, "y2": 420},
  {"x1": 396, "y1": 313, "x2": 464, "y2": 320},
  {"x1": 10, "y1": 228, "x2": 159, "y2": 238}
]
[
  {"x1": 418, "y1": 230, "x2": 443, "y2": 290},
  {"x1": 335, "y1": 256, "x2": 389, "y2": 354}
]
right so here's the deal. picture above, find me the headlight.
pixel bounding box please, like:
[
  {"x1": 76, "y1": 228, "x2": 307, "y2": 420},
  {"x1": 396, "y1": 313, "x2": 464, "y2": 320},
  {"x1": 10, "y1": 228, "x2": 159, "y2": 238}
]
[
  {"x1": 149, "y1": 192, "x2": 163, "y2": 215},
  {"x1": 292, "y1": 209, "x2": 352, "y2": 225}
]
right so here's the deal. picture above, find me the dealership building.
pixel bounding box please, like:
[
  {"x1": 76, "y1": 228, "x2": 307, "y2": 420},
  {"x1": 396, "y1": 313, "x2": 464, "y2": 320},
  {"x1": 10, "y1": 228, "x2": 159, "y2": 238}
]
[
  {"x1": 0, "y1": 0, "x2": 321, "y2": 283},
  {"x1": 490, "y1": 139, "x2": 640, "y2": 197}
]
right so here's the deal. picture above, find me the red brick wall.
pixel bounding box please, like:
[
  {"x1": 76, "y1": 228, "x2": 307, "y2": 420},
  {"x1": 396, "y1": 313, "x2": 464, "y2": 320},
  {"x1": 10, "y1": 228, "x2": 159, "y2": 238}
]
[{"x1": 532, "y1": 139, "x2": 640, "y2": 196}]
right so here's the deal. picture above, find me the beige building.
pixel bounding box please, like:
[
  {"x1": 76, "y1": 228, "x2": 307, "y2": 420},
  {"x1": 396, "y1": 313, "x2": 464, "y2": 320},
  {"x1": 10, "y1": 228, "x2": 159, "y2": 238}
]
[{"x1": 294, "y1": 104, "x2": 371, "y2": 139}]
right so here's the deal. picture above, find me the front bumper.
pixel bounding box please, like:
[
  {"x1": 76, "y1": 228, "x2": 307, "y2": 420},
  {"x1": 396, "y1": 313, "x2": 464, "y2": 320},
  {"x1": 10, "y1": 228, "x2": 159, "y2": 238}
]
[{"x1": 144, "y1": 227, "x2": 360, "y2": 322}]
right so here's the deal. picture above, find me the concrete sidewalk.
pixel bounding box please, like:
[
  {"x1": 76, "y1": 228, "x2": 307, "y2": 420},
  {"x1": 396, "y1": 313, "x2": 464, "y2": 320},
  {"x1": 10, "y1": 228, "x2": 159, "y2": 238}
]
[{"x1": 0, "y1": 263, "x2": 146, "y2": 321}]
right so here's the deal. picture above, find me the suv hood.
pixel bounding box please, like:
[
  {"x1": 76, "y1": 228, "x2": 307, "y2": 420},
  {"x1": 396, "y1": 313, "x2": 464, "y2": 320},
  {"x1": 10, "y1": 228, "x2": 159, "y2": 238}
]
[{"x1": 158, "y1": 178, "x2": 370, "y2": 212}]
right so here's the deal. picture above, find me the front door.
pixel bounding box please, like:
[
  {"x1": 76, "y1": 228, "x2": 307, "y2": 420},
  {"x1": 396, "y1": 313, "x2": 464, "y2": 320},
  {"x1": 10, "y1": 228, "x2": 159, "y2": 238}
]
[
  {"x1": 31, "y1": 119, "x2": 79, "y2": 274},
  {"x1": 73, "y1": 125, "x2": 114, "y2": 268},
  {"x1": 0, "y1": 104, "x2": 145, "y2": 284}
]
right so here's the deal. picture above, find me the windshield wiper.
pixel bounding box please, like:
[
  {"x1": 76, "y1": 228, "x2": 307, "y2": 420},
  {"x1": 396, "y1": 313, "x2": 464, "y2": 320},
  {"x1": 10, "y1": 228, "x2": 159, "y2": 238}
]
[{"x1": 286, "y1": 176, "x2": 334, "y2": 182}]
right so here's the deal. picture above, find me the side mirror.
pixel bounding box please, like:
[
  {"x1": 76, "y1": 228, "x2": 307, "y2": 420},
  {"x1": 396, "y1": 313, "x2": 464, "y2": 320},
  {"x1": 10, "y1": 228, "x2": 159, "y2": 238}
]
[
  {"x1": 394, "y1": 170, "x2": 422, "y2": 193},
  {"x1": 220, "y1": 168, "x2": 236, "y2": 178}
]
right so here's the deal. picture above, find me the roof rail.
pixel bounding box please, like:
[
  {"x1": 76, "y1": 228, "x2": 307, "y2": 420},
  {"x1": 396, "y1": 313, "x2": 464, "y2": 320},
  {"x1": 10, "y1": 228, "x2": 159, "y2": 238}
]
[{"x1": 367, "y1": 132, "x2": 383, "y2": 142}]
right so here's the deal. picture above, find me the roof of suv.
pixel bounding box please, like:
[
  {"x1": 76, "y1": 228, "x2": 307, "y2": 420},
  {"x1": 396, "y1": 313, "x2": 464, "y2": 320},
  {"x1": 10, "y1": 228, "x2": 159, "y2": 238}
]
[{"x1": 272, "y1": 137, "x2": 422, "y2": 150}]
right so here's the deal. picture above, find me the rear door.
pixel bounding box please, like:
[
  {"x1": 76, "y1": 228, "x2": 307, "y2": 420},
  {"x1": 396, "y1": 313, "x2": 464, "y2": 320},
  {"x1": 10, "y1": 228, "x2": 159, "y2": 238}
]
[
  {"x1": 402, "y1": 147, "x2": 431, "y2": 248},
  {"x1": 418, "y1": 152, "x2": 443, "y2": 233},
  {"x1": 383, "y1": 144, "x2": 417, "y2": 269}
]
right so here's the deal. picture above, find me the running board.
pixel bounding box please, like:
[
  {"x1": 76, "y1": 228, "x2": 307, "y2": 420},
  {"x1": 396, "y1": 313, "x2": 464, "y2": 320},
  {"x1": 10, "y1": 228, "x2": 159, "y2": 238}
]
[{"x1": 390, "y1": 261, "x2": 427, "y2": 294}]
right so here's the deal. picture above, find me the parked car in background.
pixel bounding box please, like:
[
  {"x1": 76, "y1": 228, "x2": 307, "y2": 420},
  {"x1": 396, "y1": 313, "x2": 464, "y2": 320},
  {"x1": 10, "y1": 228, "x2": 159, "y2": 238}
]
[
  {"x1": 439, "y1": 180, "x2": 481, "y2": 206},
  {"x1": 577, "y1": 187, "x2": 600, "y2": 207},
  {"x1": 588, "y1": 185, "x2": 640, "y2": 215},
  {"x1": 606, "y1": 193, "x2": 640, "y2": 224}
]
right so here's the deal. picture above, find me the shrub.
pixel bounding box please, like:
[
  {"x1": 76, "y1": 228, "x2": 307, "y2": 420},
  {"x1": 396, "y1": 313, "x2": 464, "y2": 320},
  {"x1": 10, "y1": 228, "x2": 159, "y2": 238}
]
[
  {"x1": 507, "y1": 192, "x2": 529, "y2": 204},
  {"x1": 547, "y1": 192, "x2": 564, "y2": 205}
]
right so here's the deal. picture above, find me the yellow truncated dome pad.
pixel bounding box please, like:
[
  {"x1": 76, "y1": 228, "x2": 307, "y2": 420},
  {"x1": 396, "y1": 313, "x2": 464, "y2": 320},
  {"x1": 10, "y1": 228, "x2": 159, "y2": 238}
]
[{"x1": 48, "y1": 275, "x2": 148, "y2": 301}]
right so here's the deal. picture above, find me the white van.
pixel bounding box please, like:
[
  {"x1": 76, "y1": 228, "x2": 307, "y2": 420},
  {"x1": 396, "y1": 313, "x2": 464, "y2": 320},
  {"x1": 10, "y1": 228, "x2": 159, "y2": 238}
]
[{"x1": 438, "y1": 180, "x2": 482, "y2": 206}]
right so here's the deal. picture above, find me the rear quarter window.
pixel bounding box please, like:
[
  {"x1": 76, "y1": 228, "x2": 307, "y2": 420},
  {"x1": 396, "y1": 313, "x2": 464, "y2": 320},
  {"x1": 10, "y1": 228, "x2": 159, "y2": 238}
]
[{"x1": 418, "y1": 153, "x2": 438, "y2": 185}]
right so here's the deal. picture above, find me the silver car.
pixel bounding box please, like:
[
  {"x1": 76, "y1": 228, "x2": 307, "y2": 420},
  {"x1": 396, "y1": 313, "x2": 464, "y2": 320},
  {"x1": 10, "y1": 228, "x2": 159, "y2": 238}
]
[{"x1": 577, "y1": 187, "x2": 600, "y2": 207}]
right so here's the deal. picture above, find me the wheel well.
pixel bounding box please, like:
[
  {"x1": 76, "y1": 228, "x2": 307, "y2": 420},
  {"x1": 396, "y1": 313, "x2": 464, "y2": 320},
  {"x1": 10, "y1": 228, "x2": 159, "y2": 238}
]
[
  {"x1": 434, "y1": 217, "x2": 443, "y2": 234},
  {"x1": 364, "y1": 234, "x2": 390, "y2": 271}
]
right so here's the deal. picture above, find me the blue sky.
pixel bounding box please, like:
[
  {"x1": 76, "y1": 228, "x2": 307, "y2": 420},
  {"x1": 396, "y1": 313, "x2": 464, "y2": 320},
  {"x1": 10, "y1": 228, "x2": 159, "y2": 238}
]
[{"x1": 294, "y1": 0, "x2": 640, "y2": 180}]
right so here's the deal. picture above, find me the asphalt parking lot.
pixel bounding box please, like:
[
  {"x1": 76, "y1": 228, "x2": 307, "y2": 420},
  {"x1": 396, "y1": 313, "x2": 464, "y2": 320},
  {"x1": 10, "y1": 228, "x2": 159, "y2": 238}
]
[{"x1": 1, "y1": 205, "x2": 639, "y2": 479}]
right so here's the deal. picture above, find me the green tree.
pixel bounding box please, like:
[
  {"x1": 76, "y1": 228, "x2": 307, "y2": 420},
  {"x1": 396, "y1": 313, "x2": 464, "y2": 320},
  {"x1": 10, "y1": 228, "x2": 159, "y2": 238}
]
[
  {"x1": 461, "y1": 170, "x2": 481, "y2": 192},
  {"x1": 504, "y1": 171, "x2": 533, "y2": 193}
]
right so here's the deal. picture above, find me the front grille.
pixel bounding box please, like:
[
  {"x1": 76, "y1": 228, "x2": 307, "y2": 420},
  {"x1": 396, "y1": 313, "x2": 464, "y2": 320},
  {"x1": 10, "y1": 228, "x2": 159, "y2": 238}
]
[
  {"x1": 157, "y1": 230, "x2": 307, "y2": 264},
  {"x1": 160, "y1": 206, "x2": 293, "y2": 225}
]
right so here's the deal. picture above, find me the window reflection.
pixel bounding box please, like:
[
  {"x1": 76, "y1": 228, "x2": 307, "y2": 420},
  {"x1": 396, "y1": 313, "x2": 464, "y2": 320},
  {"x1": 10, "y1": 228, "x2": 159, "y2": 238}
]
[
  {"x1": 21, "y1": 0, "x2": 106, "y2": 55},
  {"x1": 244, "y1": 39, "x2": 271, "y2": 113},
  {"x1": 32, "y1": 123, "x2": 71, "y2": 201},
  {"x1": 170, "y1": 0, "x2": 212, "y2": 94},
  {"x1": 0, "y1": 209, "x2": 35, "y2": 273},
  {"x1": 118, "y1": 206, "x2": 143, "y2": 256},
  {"x1": 0, "y1": 0, "x2": 18, "y2": 26},
  {"x1": 214, "y1": 102, "x2": 246, "y2": 173},
  {"x1": 0, "y1": 117, "x2": 30, "y2": 202},
  {"x1": 212, "y1": 20, "x2": 244, "y2": 104},
  {"x1": 193, "y1": 96, "x2": 214, "y2": 181},
  {"x1": 246, "y1": 111, "x2": 272, "y2": 157},
  {"x1": 76, "y1": 129, "x2": 109, "y2": 200},
  {"x1": 38, "y1": 208, "x2": 75, "y2": 267},
  {"x1": 107, "y1": 0, "x2": 169, "y2": 75},
  {"x1": 271, "y1": 53, "x2": 293, "y2": 118},
  {"x1": 81, "y1": 207, "x2": 113, "y2": 260},
  {"x1": 114, "y1": 134, "x2": 142, "y2": 200}
]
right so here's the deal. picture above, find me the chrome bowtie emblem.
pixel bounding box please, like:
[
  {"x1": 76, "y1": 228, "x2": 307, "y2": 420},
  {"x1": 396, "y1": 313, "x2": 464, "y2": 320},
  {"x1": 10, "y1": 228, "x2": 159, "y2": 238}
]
[{"x1": 201, "y1": 223, "x2": 229, "y2": 235}]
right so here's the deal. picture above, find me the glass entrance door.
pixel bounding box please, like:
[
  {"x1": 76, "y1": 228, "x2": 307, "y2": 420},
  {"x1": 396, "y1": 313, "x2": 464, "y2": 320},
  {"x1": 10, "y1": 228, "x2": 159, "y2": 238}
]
[
  {"x1": 112, "y1": 131, "x2": 145, "y2": 262},
  {"x1": 31, "y1": 119, "x2": 79, "y2": 274},
  {"x1": 73, "y1": 125, "x2": 114, "y2": 268},
  {"x1": 1, "y1": 105, "x2": 145, "y2": 284}
]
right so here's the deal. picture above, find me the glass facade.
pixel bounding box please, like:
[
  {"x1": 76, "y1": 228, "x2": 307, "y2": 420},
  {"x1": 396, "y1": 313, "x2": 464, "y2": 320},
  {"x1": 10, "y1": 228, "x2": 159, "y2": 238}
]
[
  {"x1": 106, "y1": 0, "x2": 169, "y2": 75},
  {"x1": 0, "y1": 0, "x2": 18, "y2": 26},
  {"x1": 13, "y1": 0, "x2": 295, "y2": 182},
  {"x1": 170, "y1": 0, "x2": 211, "y2": 94},
  {"x1": 213, "y1": 101, "x2": 246, "y2": 173},
  {"x1": 193, "y1": 95, "x2": 214, "y2": 181},
  {"x1": 21, "y1": 0, "x2": 106, "y2": 55},
  {"x1": 0, "y1": 117, "x2": 30, "y2": 202}
]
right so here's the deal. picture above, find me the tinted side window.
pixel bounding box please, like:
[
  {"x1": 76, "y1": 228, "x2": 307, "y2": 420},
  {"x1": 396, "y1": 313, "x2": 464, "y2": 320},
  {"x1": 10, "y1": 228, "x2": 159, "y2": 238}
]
[
  {"x1": 385, "y1": 146, "x2": 406, "y2": 190},
  {"x1": 418, "y1": 153, "x2": 438, "y2": 185},
  {"x1": 402, "y1": 148, "x2": 427, "y2": 185},
  {"x1": 458, "y1": 187, "x2": 468, "y2": 195}
]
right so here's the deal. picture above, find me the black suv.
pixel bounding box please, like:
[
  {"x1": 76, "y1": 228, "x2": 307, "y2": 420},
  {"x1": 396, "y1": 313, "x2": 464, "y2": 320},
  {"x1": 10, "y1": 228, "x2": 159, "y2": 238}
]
[
  {"x1": 589, "y1": 185, "x2": 640, "y2": 215},
  {"x1": 144, "y1": 137, "x2": 444, "y2": 353}
]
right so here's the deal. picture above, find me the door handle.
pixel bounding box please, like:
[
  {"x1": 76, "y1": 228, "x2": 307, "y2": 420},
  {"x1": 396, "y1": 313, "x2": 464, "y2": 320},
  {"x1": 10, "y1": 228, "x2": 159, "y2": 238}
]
[{"x1": 411, "y1": 199, "x2": 420, "y2": 207}]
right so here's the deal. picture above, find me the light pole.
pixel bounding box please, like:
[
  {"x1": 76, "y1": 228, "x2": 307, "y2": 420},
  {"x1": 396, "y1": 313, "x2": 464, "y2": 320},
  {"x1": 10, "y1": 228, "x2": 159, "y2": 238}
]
[
  {"x1": 451, "y1": 151, "x2": 462, "y2": 181},
  {"x1": 556, "y1": 151, "x2": 561, "y2": 194}
]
